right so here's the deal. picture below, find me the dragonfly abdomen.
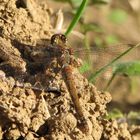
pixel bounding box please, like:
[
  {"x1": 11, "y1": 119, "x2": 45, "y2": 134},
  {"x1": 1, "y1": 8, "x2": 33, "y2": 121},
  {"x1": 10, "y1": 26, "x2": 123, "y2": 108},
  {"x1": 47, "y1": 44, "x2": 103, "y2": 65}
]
[{"x1": 62, "y1": 65, "x2": 89, "y2": 134}]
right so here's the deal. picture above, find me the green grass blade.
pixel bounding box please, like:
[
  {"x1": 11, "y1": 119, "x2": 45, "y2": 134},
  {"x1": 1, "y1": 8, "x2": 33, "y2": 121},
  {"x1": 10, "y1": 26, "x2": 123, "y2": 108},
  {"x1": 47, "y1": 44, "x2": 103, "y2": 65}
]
[
  {"x1": 104, "y1": 60, "x2": 140, "y2": 91},
  {"x1": 113, "y1": 61, "x2": 140, "y2": 76},
  {"x1": 104, "y1": 73, "x2": 116, "y2": 91},
  {"x1": 65, "y1": 0, "x2": 88, "y2": 36},
  {"x1": 89, "y1": 43, "x2": 140, "y2": 82}
]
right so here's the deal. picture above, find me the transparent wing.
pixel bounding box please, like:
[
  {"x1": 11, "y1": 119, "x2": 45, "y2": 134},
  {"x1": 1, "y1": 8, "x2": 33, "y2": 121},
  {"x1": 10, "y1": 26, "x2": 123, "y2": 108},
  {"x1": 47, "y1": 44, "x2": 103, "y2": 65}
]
[
  {"x1": 74, "y1": 43, "x2": 140, "y2": 90},
  {"x1": 74, "y1": 43, "x2": 140, "y2": 70}
]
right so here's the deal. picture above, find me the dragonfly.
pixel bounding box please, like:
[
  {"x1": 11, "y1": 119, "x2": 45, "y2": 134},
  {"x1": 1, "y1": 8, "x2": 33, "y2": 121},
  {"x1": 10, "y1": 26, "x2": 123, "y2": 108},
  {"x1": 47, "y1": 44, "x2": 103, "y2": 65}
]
[{"x1": 44, "y1": 34, "x2": 90, "y2": 133}]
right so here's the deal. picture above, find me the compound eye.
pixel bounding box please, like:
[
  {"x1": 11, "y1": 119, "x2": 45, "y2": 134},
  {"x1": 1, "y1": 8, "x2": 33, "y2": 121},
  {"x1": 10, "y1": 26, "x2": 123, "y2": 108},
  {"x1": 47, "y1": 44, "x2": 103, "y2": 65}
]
[
  {"x1": 61, "y1": 34, "x2": 67, "y2": 43},
  {"x1": 51, "y1": 34, "x2": 56, "y2": 44},
  {"x1": 51, "y1": 34, "x2": 59, "y2": 44}
]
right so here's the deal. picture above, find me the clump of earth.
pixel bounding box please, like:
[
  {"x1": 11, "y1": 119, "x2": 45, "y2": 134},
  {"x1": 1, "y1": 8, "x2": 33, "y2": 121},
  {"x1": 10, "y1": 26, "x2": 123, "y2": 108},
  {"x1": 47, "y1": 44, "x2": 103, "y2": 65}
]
[{"x1": 0, "y1": 0, "x2": 140, "y2": 139}]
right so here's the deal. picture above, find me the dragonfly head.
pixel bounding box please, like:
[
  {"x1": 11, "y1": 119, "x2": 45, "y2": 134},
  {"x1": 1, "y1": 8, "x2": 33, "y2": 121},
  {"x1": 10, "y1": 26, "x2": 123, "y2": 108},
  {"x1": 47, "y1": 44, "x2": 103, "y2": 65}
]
[{"x1": 51, "y1": 34, "x2": 67, "y2": 46}]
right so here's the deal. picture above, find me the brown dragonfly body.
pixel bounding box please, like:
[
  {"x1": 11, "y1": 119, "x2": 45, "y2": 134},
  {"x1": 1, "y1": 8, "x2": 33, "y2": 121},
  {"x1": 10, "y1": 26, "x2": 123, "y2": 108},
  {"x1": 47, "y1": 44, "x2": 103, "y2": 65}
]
[{"x1": 49, "y1": 34, "x2": 89, "y2": 133}]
